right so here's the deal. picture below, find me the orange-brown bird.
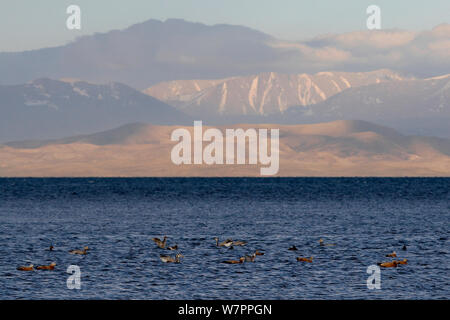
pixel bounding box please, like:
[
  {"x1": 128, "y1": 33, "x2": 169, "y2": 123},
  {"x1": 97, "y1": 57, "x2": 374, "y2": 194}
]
[
  {"x1": 386, "y1": 251, "x2": 397, "y2": 258},
  {"x1": 222, "y1": 257, "x2": 245, "y2": 264},
  {"x1": 36, "y1": 262, "x2": 56, "y2": 270},
  {"x1": 254, "y1": 250, "x2": 264, "y2": 256},
  {"x1": 17, "y1": 264, "x2": 34, "y2": 271},
  {"x1": 394, "y1": 259, "x2": 408, "y2": 265},
  {"x1": 378, "y1": 261, "x2": 398, "y2": 268},
  {"x1": 69, "y1": 246, "x2": 89, "y2": 255},
  {"x1": 297, "y1": 256, "x2": 313, "y2": 263}
]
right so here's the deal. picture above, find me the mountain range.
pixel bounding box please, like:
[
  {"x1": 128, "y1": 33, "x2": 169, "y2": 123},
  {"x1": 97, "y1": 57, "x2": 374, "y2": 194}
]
[
  {"x1": 1, "y1": 120, "x2": 449, "y2": 177},
  {"x1": 0, "y1": 18, "x2": 449, "y2": 176},
  {"x1": 143, "y1": 70, "x2": 450, "y2": 138},
  {"x1": 2, "y1": 19, "x2": 448, "y2": 89},
  {"x1": 0, "y1": 19, "x2": 279, "y2": 88},
  {"x1": 1, "y1": 71, "x2": 449, "y2": 142},
  {"x1": 288, "y1": 74, "x2": 450, "y2": 137},
  {"x1": 143, "y1": 69, "x2": 407, "y2": 115},
  {"x1": 0, "y1": 78, "x2": 190, "y2": 142}
]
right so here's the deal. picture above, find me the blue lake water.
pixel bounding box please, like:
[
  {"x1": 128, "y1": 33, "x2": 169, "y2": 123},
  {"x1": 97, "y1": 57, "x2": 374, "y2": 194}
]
[{"x1": 0, "y1": 178, "x2": 448, "y2": 299}]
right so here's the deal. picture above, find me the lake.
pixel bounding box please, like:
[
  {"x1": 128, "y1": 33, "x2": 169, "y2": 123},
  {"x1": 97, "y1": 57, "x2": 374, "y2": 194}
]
[{"x1": 0, "y1": 178, "x2": 448, "y2": 299}]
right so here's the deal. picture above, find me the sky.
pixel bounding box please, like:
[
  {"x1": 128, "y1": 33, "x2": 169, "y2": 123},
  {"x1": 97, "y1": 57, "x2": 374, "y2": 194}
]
[{"x1": 0, "y1": 0, "x2": 449, "y2": 52}]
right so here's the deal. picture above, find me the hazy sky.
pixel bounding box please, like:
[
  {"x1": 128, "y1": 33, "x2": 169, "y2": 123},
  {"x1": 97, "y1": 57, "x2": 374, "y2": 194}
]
[{"x1": 0, "y1": 0, "x2": 449, "y2": 52}]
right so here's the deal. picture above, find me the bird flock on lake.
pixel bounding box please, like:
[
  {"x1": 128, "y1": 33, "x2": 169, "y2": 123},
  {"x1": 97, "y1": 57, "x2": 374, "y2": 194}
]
[
  {"x1": 16, "y1": 245, "x2": 90, "y2": 271},
  {"x1": 16, "y1": 237, "x2": 408, "y2": 271}
]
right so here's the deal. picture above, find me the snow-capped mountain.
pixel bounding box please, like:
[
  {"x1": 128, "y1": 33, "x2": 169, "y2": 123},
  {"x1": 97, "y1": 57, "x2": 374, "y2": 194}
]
[
  {"x1": 0, "y1": 78, "x2": 190, "y2": 142},
  {"x1": 144, "y1": 69, "x2": 407, "y2": 116},
  {"x1": 288, "y1": 74, "x2": 450, "y2": 137},
  {"x1": 143, "y1": 71, "x2": 450, "y2": 138}
]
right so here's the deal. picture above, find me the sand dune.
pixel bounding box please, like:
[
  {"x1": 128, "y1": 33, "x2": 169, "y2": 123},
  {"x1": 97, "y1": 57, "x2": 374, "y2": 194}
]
[{"x1": 1, "y1": 120, "x2": 449, "y2": 177}]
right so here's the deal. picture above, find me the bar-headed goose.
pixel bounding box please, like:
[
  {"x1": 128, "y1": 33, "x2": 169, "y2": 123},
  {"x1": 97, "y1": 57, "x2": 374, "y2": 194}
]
[
  {"x1": 232, "y1": 240, "x2": 247, "y2": 246},
  {"x1": 152, "y1": 236, "x2": 168, "y2": 249},
  {"x1": 214, "y1": 237, "x2": 233, "y2": 248},
  {"x1": 160, "y1": 253, "x2": 183, "y2": 263},
  {"x1": 319, "y1": 239, "x2": 335, "y2": 246},
  {"x1": 69, "y1": 246, "x2": 89, "y2": 255}
]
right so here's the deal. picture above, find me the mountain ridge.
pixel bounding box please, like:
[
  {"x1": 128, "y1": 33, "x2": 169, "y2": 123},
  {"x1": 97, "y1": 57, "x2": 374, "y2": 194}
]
[
  {"x1": 0, "y1": 19, "x2": 279, "y2": 88},
  {"x1": 143, "y1": 69, "x2": 408, "y2": 115},
  {"x1": 0, "y1": 78, "x2": 191, "y2": 142},
  {"x1": 293, "y1": 76, "x2": 450, "y2": 137},
  {"x1": 1, "y1": 120, "x2": 449, "y2": 177},
  {"x1": 2, "y1": 19, "x2": 447, "y2": 88}
]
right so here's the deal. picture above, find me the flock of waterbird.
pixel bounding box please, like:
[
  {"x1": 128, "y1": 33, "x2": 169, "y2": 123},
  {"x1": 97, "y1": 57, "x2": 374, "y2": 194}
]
[
  {"x1": 16, "y1": 237, "x2": 408, "y2": 271},
  {"x1": 16, "y1": 245, "x2": 89, "y2": 271},
  {"x1": 377, "y1": 248, "x2": 408, "y2": 268},
  {"x1": 151, "y1": 236, "x2": 408, "y2": 268},
  {"x1": 152, "y1": 236, "x2": 263, "y2": 264}
]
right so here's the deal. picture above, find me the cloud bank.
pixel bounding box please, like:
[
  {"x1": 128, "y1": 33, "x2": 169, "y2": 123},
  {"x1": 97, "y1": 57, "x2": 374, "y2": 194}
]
[
  {"x1": 0, "y1": 19, "x2": 448, "y2": 88},
  {"x1": 273, "y1": 24, "x2": 450, "y2": 77}
]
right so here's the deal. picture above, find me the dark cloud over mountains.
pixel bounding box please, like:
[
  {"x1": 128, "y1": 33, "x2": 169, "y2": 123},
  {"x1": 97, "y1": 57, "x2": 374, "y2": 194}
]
[{"x1": 0, "y1": 19, "x2": 448, "y2": 88}]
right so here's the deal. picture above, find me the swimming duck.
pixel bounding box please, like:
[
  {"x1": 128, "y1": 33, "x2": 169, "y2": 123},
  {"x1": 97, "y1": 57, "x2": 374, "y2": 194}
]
[
  {"x1": 296, "y1": 256, "x2": 313, "y2": 263},
  {"x1": 17, "y1": 264, "x2": 34, "y2": 271},
  {"x1": 167, "y1": 245, "x2": 178, "y2": 251},
  {"x1": 69, "y1": 246, "x2": 89, "y2": 255},
  {"x1": 222, "y1": 257, "x2": 245, "y2": 264},
  {"x1": 36, "y1": 262, "x2": 56, "y2": 270},
  {"x1": 395, "y1": 259, "x2": 408, "y2": 265},
  {"x1": 244, "y1": 254, "x2": 256, "y2": 262},
  {"x1": 378, "y1": 261, "x2": 398, "y2": 268},
  {"x1": 214, "y1": 237, "x2": 233, "y2": 248},
  {"x1": 319, "y1": 239, "x2": 335, "y2": 246},
  {"x1": 386, "y1": 251, "x2": 397, "y2": 258},
  {"x1": 254, "y1": 250, "x2": 264, "y2": 256},
  {"x1": 232, "y1": 240, "x2": 247, "y2": 246},
  {"x1": 288, "y1": 245, "x2": 298, "y2": 251},
  {"x1": 244, "y1": 250, "x2": 263, "y2": 262},
  {"x1": 159, "y1": 253, "x2": 183, "y2": 263},
  {"x1": 152, "y1": 236, "x2": 168, "y2": 249},
  {"x1": 49, "y1": 245, "x2": 54, "y2": 251}
]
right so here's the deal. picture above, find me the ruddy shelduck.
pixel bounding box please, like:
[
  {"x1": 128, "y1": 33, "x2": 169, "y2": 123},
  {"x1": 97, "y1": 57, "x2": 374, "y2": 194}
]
[
  {"x1": 222, "y1": 257, "x2": 245, "y2": 264},
  {"x1": 17, "y1": 264, "x2": 34, "y2": 271},
  {"x1": 297, "y1": 256, "x2": 313, "y2": 263},
  {"x1": 69, "y1": 246, "x2": 89, "y2": 255},
  {"x1": 36, "y1": 262, "x2": 56, "y2": 270}
]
